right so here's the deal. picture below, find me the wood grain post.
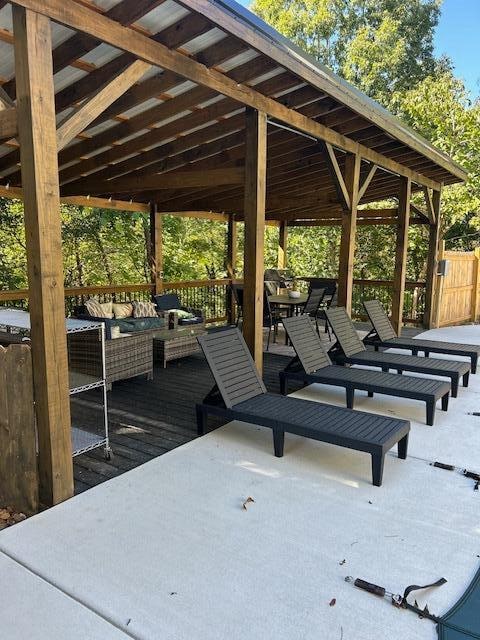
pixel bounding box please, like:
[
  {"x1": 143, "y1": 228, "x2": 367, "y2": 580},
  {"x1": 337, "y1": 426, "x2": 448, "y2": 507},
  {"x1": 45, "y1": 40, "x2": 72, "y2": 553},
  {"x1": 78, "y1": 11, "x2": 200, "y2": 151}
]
[
  {"x1": 243, "y1": 108, "x2": 267, "y2": 371},
  {"x1": 0, "y1": 345, "x2": 38, "y2": 514},
  {"x1": 226, "y1": 214, "x2": 237, "y2": 324},
  {"x1": 391, "y1": 176, "x2": 411, "y2": 334},
  {"x1": 277, "y1": 220, "x2": 288, "y2": 269},
  {"x1": 473, "y1": 248, "x2": 480, "y2": 323},
  {"x1": 423, "y1": 187, "x2": 442, "y2": 328},
  {"x1": 13, "y1": 6, "x2": 73, "y2": 506},
  {"x1": 149, "y1": 201, "x2": 163, "y2": 294},
  {"x1": 337, "y1": 153, "x2": 360, "y2": 313}
]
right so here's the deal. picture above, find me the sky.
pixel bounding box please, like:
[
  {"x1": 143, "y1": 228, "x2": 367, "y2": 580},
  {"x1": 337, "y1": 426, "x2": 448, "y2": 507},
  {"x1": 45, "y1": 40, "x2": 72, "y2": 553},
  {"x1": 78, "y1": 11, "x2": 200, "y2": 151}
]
[{"x1": 236, "y1": 0, "x2": 480, "y2": 98}]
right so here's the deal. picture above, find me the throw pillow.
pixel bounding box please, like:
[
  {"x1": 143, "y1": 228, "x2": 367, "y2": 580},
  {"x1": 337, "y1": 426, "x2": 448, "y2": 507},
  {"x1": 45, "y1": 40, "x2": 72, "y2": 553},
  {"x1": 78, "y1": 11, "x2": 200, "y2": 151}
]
[
  {"x1": 85, "y1": 298, "x2": 105, "y2": 318},
  {"x1": 100, "y1": 301, "x2": 114, "y2": 319},
  {"x1": 132, "y1": 300, "x2": 158, "y2": 318},
  {"x1": 113, "y1": 302, "x2": 134, "y2": 319}
]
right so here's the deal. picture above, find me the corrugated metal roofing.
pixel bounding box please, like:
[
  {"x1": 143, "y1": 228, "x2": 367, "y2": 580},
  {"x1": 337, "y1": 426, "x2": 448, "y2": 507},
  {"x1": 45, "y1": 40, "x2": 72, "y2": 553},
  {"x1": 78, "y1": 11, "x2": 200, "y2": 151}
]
[{"x1": 0, "y1": 0, "x2": 467, "y2": 218}]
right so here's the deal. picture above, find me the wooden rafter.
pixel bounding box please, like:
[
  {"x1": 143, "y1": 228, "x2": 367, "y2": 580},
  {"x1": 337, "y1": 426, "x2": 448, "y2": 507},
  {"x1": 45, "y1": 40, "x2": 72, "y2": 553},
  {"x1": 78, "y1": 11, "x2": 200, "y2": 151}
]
[
  {"x1": 56, "y1": 59, "x2": 151, "y2": 151},
  {"x1": 9, "y1": 0, "x2": 444, "y2": 191},
  {"x1": 64, "y1": 168, "x2": 245, "y2": 195}
]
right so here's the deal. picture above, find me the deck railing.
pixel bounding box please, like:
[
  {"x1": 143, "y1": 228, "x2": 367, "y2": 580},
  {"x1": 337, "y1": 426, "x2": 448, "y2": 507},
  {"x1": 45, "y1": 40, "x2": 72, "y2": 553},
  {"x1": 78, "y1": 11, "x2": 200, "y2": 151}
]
[
  {"x1": 0, "y1": 279, "x2": 232, "y2": 324},
  {"x1": 0, "y1": 277, "x2": 426, "y2": 326}
]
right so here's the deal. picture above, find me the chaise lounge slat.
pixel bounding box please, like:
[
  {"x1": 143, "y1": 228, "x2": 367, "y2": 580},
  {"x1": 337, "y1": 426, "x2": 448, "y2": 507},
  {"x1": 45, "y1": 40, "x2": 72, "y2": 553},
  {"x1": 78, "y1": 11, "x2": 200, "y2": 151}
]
[
  {"x1": 363, "y1": 299, "x2": 480, "y2": 373},
  {"x1": 196, "y1": 327, "x2": 410, "y2": 486},
  {"x1": 281, "y1": 316, "x2": 450, "y2": 425},
  {"x1": 325, "y1": 307, "x2": 471, "y2": 397}
]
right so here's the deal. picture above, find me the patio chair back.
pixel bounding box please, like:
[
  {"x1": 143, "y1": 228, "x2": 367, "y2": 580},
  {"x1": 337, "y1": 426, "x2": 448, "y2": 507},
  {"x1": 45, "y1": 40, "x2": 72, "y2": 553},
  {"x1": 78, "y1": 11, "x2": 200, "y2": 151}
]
[
  {"x1": 325, "y1": 307, "x2": 366, "y2": 357},
  {"x1": 303, "y1": 288, "x2": 326, "y2": 316},
  {"x1": 283, "y1": 316, "x2": 332, "y2": 373},
  {"x1": 363, "y1": 300, "x2": 397, "y2": 341},
  {"x1": 197, "y1": 327, "x2": 267, "y2": 409}
]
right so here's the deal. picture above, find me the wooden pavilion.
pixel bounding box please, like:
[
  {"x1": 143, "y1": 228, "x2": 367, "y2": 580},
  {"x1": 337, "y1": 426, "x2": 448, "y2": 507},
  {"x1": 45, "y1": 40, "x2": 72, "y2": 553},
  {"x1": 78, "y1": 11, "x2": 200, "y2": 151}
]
[{"x1": 0, "y1": 0, "x2": 466, "y2": 506}]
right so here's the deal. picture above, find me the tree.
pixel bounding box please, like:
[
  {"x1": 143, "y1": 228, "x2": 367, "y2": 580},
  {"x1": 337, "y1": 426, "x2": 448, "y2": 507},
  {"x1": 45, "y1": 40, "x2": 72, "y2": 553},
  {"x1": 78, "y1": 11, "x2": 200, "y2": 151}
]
[{"x1": 251, "y1": 0, "x2": 442, "y2": 105}]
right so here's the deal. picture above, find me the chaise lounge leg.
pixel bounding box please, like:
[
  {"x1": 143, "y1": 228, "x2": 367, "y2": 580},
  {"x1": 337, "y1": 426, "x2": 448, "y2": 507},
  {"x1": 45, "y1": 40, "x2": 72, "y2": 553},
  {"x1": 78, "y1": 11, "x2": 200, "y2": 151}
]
[
  {"x1": 451, "y1": 376, "x2": 459, "y2": 398},
  {"x1": 471, "y1": 355, "x2": 477, "y2": 375},
  {"x1": 345, "y1": 387, "x2": 354, "y2": 409},
  {"x1": 272, "y1": 428, "x2": 285, "y2": 457},
  {"x1": 196, "y1": 405, "x2": 206, "y2": 436},
  {"x1": 426, "y1": 400, "x2": 435, "y2": 426},
  {"x1": 279, "y1": 372, "x2": 287, "y2": 395},
  {"x1": 441, "y1": 393, "x2": 449, "y2": 411},
  {"x1": 367, "y1": 391, "x2": 374, "y2": 398},
  {"x1": 463, "y1": 371, "x2": 470, "y2": 387},
  {"x1": 371, "y1": 454, "x2": 385, "y2": 487},
  {"x1": 397, "y1": 434, "x2": 409, "y2": 459}
]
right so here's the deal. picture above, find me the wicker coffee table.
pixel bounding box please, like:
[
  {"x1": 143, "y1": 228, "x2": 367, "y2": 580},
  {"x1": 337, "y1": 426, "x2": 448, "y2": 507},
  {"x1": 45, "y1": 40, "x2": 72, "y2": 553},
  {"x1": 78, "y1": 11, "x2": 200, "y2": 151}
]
[{"x1": 153, "y1": 326, "x2": 206, "y2": 368}]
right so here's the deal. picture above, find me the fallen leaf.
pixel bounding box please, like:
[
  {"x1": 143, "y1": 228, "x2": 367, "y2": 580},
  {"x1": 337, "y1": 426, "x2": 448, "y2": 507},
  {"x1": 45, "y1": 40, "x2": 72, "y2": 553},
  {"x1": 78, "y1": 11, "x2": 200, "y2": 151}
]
[
  {"x1": 329, "y1": 598, "x2": 336, "y2": 607},
  {"x1": 242, "y1": 497, "x2": 255, "y2": 510},
  {"x1": 339, "y1": 559, "x2": 346, "y2": 566}
]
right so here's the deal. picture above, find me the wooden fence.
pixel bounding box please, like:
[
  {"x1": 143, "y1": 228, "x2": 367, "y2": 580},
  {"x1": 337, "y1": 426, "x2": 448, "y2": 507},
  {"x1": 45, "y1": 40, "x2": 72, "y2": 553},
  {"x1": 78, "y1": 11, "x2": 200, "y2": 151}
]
[
  {"x1": 434, "y1": 244, "x2": 480, "y2": 327},
  {"x1": 0, "y1": 344, "x2": 38, "y2": 514}
]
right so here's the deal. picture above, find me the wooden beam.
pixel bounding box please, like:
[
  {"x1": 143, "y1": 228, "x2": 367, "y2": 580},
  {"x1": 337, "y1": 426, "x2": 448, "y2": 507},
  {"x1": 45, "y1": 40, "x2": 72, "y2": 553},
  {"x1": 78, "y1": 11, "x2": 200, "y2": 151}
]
[
  {"x1": 391, "y1": 177, "x2": 411, "y2": 334},
  {"x1": 226, "y1": 213, "x2": 237, "y2": 323},
  {"x1": 163, "y1": 210, "x2": 228, "y2": 222},
  {"x1": 243, "y1": 108, "x2": 267, "y2": 371},
  {"x1": 64, "y1": 168, "x2": 246, "y2": 196},
  {"x1": 13, "y1": 6, "x2": 73, "y2": 506},
  {"x1": 357, "y1": 164, "x2": 378, "y2": 203},
  {"x1": 337, "y1": 153, "x2": 360, "y2": 313},
  {"x1": 422, "y1": 186, "x2": 435, "y2": 224},
  {"x1": 149, "y1": 202, "x2": 163, "y2": 294},
  {"x1": 0, "y1": 107, "x2": 18, "y2": 141},
  {"x1": 11, "y1": 0, "x2": 445, "y2": 191},
  {"x1": 319, "y1": 141, "x2": 350, "y2": 211},
  {"x1": 56, "y1": 59, "x2": 151, "y2": 151},
  {"x1": 423, "y1": 187, "x2": 442, "y2": 328},
  {"x1": 0, "y1": 185, "x2": 151, "y2": 212},
  {"x1": 277, "y1": 220, "x2": 287, "y2": 269}
]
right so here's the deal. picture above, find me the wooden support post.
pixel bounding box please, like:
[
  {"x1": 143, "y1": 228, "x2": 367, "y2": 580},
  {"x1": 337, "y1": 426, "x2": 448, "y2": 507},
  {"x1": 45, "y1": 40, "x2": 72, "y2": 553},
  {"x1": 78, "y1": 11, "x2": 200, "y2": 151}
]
[
  {"x1": 391, "y1": 176, "x2": 411, "y2": 334},
  {"x1": 278, "y1": 220, "x2": 288, "y2": 269},
  {"x1": 243, "y1": 108, "x2": 267, "y2": 371},
  {"x1": 337, "y1": 153, "x2": 360, "y2": 313},
  {"x1": 472, "y1": 248, "x2": 480, "y2": 323},
  {"x1": 13, "y1": 6, "x2": 73, "y2": 506},
  {"x1": 226, "y1": 214, "x2": 237, "y2": 324},
  {"x1": 423, "y1": 187, "x2": 442, "y2": 328},
  {"x1": 149, "y1": 202, "x2": 163, "y2": 294}
]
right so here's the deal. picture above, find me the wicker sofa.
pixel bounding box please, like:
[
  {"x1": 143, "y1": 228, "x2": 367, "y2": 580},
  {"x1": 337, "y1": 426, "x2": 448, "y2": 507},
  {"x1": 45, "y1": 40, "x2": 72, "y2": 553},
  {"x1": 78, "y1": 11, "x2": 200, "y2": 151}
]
[
  {"x1": 68, "y1": 330, "x2": 154, "y2": 390},
  {"x1": 70, "y1": 304, "x2": 170, "y2": 389}
]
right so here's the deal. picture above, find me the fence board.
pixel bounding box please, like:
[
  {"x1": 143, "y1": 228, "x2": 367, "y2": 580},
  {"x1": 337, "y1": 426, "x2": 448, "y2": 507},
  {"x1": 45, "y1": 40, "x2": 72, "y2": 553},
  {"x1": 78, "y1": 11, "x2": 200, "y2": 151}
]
[
  {"x1": 436, "y1": 246, "x2": 480, "y2": 327},
  {"x1": 0, "y1": 344, "x2": 38, "y2": 514}
]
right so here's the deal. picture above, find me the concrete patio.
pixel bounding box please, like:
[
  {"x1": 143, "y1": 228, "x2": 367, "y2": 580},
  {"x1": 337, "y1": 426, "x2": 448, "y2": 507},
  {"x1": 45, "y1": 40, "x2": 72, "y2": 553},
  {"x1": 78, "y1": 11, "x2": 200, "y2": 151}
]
[{"x1": 1, "y1": 324, "x2": 479, "y2": 639}]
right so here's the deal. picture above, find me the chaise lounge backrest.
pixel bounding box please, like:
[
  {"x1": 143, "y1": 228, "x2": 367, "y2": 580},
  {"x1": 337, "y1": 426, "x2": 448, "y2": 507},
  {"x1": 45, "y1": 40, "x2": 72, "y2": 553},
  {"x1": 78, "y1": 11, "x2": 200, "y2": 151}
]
[
  {"x1": 283, "y1": 316, "x2": 332, "y2": 373},
  {"x1": 325, "y1": 307, "x2": 366, "y2": 357},
  {"x1": 197, "y1": 328, "x2": 266, "y2": 408},
  {"x1": 363, "y1": 300, "x2": 397, "y2": 341}
]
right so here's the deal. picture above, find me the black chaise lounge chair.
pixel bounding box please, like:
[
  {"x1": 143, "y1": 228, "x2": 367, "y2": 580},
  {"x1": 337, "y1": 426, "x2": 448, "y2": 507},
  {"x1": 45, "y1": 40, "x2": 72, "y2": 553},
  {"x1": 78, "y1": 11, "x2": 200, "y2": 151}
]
[
  {"x1": 280, "y1": 316, "x2": 450, "y2": 425},
  {"x1": 363, "y1": 299, "x2": 480, "y2": 374},
  {"x1": 196, "y1": 327, "x2": 410, "y2": 486},
  {"x1": 325, "y1": 307, "x2": 471, "y2": 397}
]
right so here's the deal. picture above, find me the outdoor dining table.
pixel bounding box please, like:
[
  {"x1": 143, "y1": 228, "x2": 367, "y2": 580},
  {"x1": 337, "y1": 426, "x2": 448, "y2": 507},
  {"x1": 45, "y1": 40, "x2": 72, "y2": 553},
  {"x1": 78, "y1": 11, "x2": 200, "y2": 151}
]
[{"x1": 268, "y1": 293, "x2": 308, "y2": 316}]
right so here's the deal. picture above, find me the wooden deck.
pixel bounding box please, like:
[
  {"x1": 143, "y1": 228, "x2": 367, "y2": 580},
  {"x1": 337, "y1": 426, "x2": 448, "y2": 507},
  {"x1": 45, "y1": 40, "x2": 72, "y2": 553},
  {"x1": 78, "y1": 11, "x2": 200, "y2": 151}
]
[
  {"x1": 73, "y1": 324, "x2": 421, "y2": 493},
  {"x1": 72, "y1": 349, "x2": 290, "y2": 493}
]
